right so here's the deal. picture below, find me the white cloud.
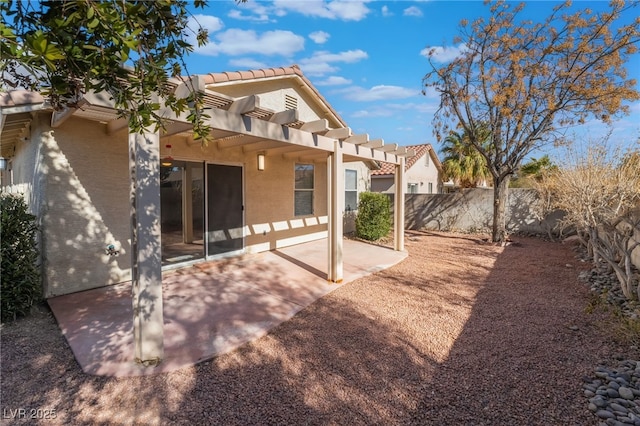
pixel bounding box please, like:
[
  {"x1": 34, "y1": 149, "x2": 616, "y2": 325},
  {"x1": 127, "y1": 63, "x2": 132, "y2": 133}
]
[
  {"x1": 351, "y1": 102, "x2": 436, "y2": 117},
  {"x1": 299, "y1": 49, "x2": 368, "y2": 76},
  {"x1": 197, "y1": 29, "x2": 305, "y2": 56},
  {"x1": 187, "y1": 14, "x2": 224, "y2": 46},
  {"x1": 228, "y1": 2, "x2": 272, "y2": 21},
  {"x1": 228, "y1": 58, "x2": 269, "y2": 69},
  {"x1": 403, "y1": 6, "x2": 423, "y2": 17},
  {"x1": 300, "y1": 62, "x2": 340, "y2": 76},
  {"x1": 420, "y1": 43, "x2": 468, "y2": 63},
  {"x1": 381, "y1": 5, "x2": 392, "y2": 17},
  {"x1": 316, "y1": 76, "x2": 352, "y2": 86},
  {"x1": 309, "y1": 31, "x2": 330, "y2": 44},
  {"x1": 272, "y1": 0, "x2": 371, "y2": 21},
  {"x1": 338, "y1": 85, "x2": 419, "y2": 102},
  {"x1": 190, "y1": 14, "x2": 224, "y2": 33},
  {"x1": 307, "y1": 50, "x2": 368, "y2": 63},
  {"x1": 227, "y1": 9, "x2": 270, "y2": 22}
]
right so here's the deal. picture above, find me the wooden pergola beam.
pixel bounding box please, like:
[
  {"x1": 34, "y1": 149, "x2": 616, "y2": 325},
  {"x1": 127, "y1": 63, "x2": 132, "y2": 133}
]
[
  {"x1": 362, "y1": 138, "x2": 384, "y2": 148},
  {"x1": 300, "y1": 119, "x2": 329, "y2": 134},
  {"x1": 345, "y1": 133, "x2": 369, "y2": 145},
  {"x1": 228, "y1": 94, "x2": 261, "y2": 115},
  {"x1": 269, "y1": 109, "x2": 299, "y2": 125},
  {"x1": 377, "y1": 143, "x2": 398, "y2": 152},
  {"x1": 324, "y1": 127, "x2": 352, "y2": 140}
]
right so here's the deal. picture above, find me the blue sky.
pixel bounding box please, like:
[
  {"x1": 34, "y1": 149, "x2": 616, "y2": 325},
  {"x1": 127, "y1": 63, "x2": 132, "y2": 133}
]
[{"x1": 184, "y1": 1, "x2": 640, "y2": 159}]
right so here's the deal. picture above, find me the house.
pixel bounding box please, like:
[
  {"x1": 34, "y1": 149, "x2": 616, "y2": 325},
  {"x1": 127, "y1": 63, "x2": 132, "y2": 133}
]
[
  {"x1": 0, "y1": 65, "x2": 413, "y2": 362},
  {"x1": 371, "y1": 144, "x2": 443, "y2": 194}
]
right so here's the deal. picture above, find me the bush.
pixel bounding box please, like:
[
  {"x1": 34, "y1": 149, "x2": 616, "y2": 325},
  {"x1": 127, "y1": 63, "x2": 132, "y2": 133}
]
[
  {"x1": 1, "y1": 193, "x2": 41, "y2": 323},
  {"x1": 355, "y1": 192, "x2": 392, "y2": 241}
]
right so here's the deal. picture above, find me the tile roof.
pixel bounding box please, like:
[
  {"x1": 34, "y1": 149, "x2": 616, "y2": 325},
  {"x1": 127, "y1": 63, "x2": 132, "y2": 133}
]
[
  {"x1": 199, "y1": 65, "x2": 347, "y2": 128},
  {"x1": 370, "y1": 144, "x2": 441, "y2": 176}
]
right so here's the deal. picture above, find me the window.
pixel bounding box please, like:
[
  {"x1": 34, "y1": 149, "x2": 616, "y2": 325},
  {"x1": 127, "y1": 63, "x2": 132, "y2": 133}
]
[
  {"x1": 428, "y1": 182, "x2": 433, "y2": 194},
  {"x1": 407, "y1": 183, "x2": 418, "y2": 194},
  {"x1": 294, "y1": 164, "x2": 314, "y2": 216},
  {"x1": 345, "y1": 169, "x2": 358, "y2": 212},
  {"x1": 425, "y1": 154, "x2": 430, "y2": 167}
]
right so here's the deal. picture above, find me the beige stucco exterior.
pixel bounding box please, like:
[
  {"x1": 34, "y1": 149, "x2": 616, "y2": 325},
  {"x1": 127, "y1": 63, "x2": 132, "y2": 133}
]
[
  {"x1": 204, "y1": 78, "x2": 340, "y2": 128},
  {"x1": 2, "y1": 73, "x2": 382, "y2": 297},
  {"x1": 13, "y1": 113, "x2": 350, "y2": 297},
  {"x1": 1, "y1": 65, "x2": 412, "y2": 364},
  {"x1": 371, "y1": 145, "x2": 442, "y2": 194}
]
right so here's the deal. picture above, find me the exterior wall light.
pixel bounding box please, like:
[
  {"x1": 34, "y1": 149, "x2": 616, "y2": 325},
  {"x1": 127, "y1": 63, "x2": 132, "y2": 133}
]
[
  {"x1": 161, "y1": 144, "x2": 173, "y2": 167},
  {"x1": 257, "y1": 153, "x2": 265, "y2": 171}
]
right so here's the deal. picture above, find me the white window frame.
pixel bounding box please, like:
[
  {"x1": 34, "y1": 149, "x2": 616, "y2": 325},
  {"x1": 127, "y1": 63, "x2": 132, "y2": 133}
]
[
  {"x1": 294, "y1": 163, "x2": 314, "y2": 216},
  {"x1": 345, "y1": 169, "x2": 358, "y2": 212}
]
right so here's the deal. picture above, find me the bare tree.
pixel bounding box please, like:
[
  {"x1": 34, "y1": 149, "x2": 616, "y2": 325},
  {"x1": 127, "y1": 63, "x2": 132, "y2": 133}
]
[
  {"x1": 549, "y1": 142, "x2": 640, "y2": 300},
  {"x1": 423, "y1": 0, "x2": 640, "y2": 243}
]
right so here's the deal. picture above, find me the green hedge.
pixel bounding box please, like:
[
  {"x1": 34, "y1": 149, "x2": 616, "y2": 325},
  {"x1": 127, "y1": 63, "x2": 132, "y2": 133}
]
[
  {"x1": 355, "y1": 192, "x2": 392, "y2": 241},
  {"x1": 1, "y1": 193, "x2": 41, "y2": 323}
]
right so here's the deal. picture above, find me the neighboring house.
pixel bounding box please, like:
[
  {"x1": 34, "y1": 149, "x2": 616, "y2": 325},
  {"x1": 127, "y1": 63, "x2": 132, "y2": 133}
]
[
  {"x1": 371, "y1": 144, "x2": 443, "y2": 194},
  {"x1": 0, "y1": 65, "x2": 411, "y2": 299}
]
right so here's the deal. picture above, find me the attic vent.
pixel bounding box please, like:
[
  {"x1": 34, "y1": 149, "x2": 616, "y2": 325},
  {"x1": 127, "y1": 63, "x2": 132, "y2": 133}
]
[{"x1": 285, "y1": 94, "x2": 298, "y2": 110}]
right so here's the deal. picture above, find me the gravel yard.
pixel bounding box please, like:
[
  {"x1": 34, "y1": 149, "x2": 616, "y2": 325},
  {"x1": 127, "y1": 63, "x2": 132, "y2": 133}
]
[{"x1": 1, "y1": 231, "x2": 637, "y2": 425}]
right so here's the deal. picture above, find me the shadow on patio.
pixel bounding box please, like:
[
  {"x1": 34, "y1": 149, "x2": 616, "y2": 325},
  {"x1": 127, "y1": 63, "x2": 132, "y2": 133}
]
[{"x1": 47, "y1": 238, "x2": 407, "y2": 377}]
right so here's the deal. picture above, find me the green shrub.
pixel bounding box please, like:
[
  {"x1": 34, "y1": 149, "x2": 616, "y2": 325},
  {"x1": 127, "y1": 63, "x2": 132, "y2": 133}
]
[
  {"x1": 355, "y1": 192, "x2": 392, "y2": 241},
  {"x1": 1, "y1": 193, "x2": 41, "y2": 323}
]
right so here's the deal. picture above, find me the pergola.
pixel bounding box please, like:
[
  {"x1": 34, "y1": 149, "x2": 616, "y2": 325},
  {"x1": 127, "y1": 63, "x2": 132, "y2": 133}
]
[{"x1": 1, "y1": 71, "x2": 414, "y2": 366}]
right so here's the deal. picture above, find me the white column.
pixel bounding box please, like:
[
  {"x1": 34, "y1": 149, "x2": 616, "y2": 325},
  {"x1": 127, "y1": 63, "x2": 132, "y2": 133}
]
[
  {"x1": 394, "y1": 157, "x2": 405, "y2": 252},
  {"x1": 129, "y1": 130, "x2": 164, "y2": 365},
  {"x1": 327, "y1": 141, "x2": 344, "y2": 282}
]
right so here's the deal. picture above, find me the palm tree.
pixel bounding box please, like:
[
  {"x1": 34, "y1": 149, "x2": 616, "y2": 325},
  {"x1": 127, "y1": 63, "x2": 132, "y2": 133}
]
[
  {"x1": 440, "y1": 129, "x2": 490, "y2": 188},
  {"x1": 510, "y1": 155, "x2": 559, "y2": 188}
]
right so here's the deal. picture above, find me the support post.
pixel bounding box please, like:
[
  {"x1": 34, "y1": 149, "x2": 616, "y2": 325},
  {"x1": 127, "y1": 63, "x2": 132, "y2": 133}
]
[
  {"x1": 129, "y1": 130, "x2": 164, "y2": 366},
  {"x1": 327, "y1": 141, "x2": 344, "y2": 282},
  {"x1": 183, "y1": 164, "x2": 193, "y2": 243},
  {"x1": 394, "y1": 157, "x2": 405, "y2": 252}
]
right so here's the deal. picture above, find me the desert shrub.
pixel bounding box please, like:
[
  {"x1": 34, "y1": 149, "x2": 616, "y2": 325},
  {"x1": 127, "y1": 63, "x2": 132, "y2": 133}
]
[
  {"x1": 355, "y1": 192, "x2": 392, "y2": 241},
  {"x1": 1, "y1": 193, "x2": 41, "y2": 323}
]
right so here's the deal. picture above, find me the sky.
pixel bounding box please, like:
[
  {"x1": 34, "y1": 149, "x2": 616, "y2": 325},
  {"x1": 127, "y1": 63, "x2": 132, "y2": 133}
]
[{"x1": 184, "y1": 0, "x2": 640, "y2": 160}]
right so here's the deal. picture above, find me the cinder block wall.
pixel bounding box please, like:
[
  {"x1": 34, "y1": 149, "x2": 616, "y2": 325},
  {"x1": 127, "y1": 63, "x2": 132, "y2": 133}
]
[
  {"x1": 398, "y1": 189, "x2": 639, "y2": 271},
  {"x1": 398, "y1": 188, "x2": 562, "y2": 235}
]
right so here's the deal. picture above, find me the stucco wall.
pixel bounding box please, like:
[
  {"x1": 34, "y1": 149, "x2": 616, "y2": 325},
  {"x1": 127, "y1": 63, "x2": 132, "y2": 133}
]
[
  {"x1": 371, "y1": 176, "x2": 393, "y2": 193},
  {"x1": 2, "y1": 114, "x2": 46, "y2": 216},
  {"x1": 343, "y1": 161, "x2": 371, "y2": 233},
  {"x1": 5, "y1": 80, "x2": 370, "y2": 297},
  {"x1": 10, "y1": 114, "x2": 341, "y2": 297},
  {"x1": 163, "y1": 134, "x2": 330, "y2": 255},
  {"x1": 404, "y1": 155, "x2": 440, "y2": 194},
  {"x1": 29, "y1": 114, "x2": 132, "y2": 297},
  {"x1": 207, "y1": 79, "x2": 338, "y2": 127},
  {"x1": 371, "y1": 158, "x2": 441, "y2": 195}
]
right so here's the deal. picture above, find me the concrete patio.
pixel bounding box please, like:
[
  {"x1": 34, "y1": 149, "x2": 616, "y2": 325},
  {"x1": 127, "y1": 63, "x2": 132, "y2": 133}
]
[{"x1": 48, "y1": 238, "x2": 407, "y2": 377}]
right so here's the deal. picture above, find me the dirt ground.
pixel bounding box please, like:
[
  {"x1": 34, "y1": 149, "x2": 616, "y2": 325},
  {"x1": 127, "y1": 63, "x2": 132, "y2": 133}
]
[{"x1": 1, "y1": 231, "x2": 636, "y2": 425}]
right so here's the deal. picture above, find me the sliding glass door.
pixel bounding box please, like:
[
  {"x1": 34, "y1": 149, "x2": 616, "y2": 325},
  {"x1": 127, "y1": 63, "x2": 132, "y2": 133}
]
[
  {"x1": 160, "y1": 161, "x2": 205, "y2": 265},
  {"x1": 206, "y1": 164, "x2": 244, "y2": 256},
  {"x1": 160, "y1": 161, "x2": 244, "y2": 266}
]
